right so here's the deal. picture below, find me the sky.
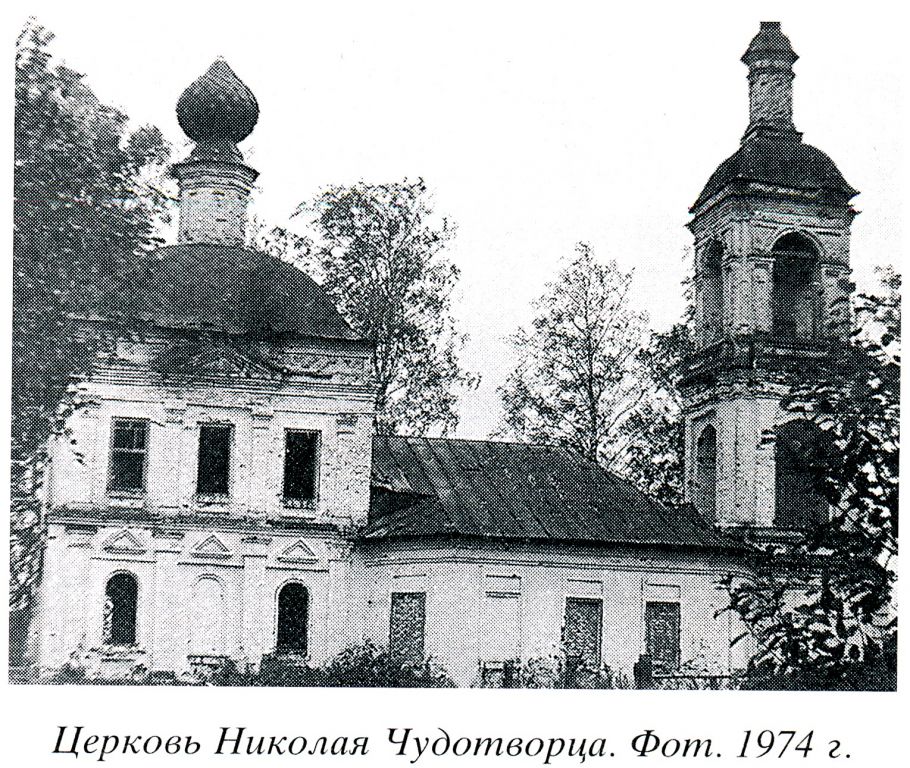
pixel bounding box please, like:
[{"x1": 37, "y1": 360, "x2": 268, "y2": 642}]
[{"x1": 10, "y1": 1, "x2": 905, "y2": 438}]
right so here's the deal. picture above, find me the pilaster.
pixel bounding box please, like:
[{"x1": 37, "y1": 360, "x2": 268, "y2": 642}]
[
  {"x1": 161, "y1": 400, "x2": 187, "y2": 514},
  {"x1": 152, "y1": 530, "x2": 184, "y2": 670},
  {"x1": 240, "y1": 535, "x2": 271, "y2": 664}
]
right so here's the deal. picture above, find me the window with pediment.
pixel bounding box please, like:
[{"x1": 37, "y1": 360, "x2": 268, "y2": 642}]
[{"x1": 103, "y1": 572, "x2": 138, "y2": 646}]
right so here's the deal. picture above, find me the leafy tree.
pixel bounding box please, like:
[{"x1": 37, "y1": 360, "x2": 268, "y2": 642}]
[
  {"x1": 248, "y1": 214, "x2": 311, "y2": 271},
  {"x1": 499, "y1": 242, "x2": 649, "y2": 466},
  {"x1": 287, "y1": 179, "x2": 474, "y2": 435},
  {"x1": 611, "y1": 302, "x2": 694, "y2": 505},
  {"x1": 721, "y1": 268, "x2": 899, "y2": 690},
  {"x1": 11, "y1": 21, "x2": 171, "y2": 620}
]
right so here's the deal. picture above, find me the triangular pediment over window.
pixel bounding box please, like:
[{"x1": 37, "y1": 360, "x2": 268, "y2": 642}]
[
  {"x1": 102, "y1": 529, "x2": 146, "y2": 554},
  {"x1": 190, "y1": 534, "x2": 232, "y2": 559},
  {"x1": 277, "y1": 540, "x2": 318, "y2": 563}
]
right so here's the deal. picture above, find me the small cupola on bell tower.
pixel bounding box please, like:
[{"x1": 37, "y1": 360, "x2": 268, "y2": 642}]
[
  {"x1": 742, "y1": 21, "x2": 799, "y2": 141},
  {"x1": 172, "y1": 58, "x2": 260, "y2": 246}
]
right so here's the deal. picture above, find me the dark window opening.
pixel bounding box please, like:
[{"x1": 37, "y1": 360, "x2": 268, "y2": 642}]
[
  {"x1": 771, "y1": 233, "x2": 820, "y2": 340},
  {"x1": 563, "y1": 597, "x2": 603, "y2": 673},
  {"x1": 197, "y1": 424, "x2": 231, "y2": 495},
  {"x1": 695, "y1": 425, "x2": 718, "y2": 521},
  {"x1": 283, "y1": 431, "x2": 319, "y2": 504},
  {"x1": 389, "y1": 592, "x2": 426, "y2": 663},
  {"x1": 104, "y1": 573, "x2": 138, "y2": 646},
  {"x1": 108, "y1": 419, "x2": 148, "y2": 493},
  {"x1": 276, "y1": 583, "x2": 308, "y2": 655},
  {"x1": 775, "y1": 419, "x2": 830, "y2": 529},
  {"x1": 700, "y1": 240, "x2": 724, "y2": 342},
  {"x1": 645, "y1": 601, "x2": 680, "y2": 674}
]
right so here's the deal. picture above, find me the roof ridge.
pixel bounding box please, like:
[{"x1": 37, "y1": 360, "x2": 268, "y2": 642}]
[{"x1": 385, "y1": 434, "x2": 576, "y2": 452}]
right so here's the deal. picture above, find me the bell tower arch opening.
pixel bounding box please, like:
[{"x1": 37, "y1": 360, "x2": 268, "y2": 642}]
[
  {"x1": 697, "y1": 240, "x2": 724, "y2": 346},
  {"x1": 774, "y1": 419, "x2": 830, "y2": 529},
  {"x1": 771, "y1": 233, "x2": 822, "y2": 340}
]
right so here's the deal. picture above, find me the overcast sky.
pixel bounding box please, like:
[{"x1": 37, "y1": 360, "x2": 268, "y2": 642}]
[{"x1": 13, "y1": 1, "x2": 905, "y2": 438}]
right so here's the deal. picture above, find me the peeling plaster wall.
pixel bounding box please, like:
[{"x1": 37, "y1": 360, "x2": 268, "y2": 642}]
[
  {"x1": 34, "y1": 520, "x2": 357, "y2": 673},
  {"x1": 46, "y1": 331, "x2": 375, "y2": 526},
  {"x1": 35, "y1": 325, "x2": 755, "y2": 684}
]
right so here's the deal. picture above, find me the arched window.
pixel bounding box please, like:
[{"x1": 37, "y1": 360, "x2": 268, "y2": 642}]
[
  {"x1": 191, "y1": 576, "x2": 226, "y2": 655},
  {"x1": 694, "y1": 425, "x2": 718, "y2": 521},
  {"x1": 276, "y1": 583, "x2": 308, "y2": 655},
  {"x1": 774, "y1": 419, "x2": 829, "y2": 529},
  {"x1": 699, "y1": 240, "x2": 724, "y2": 344},
  {"x1": 104, "y1": 573, "x2": 138, "y2": 646},
  {"x1": 771, "y1": 233, "x2": 821, "y2": 339}
]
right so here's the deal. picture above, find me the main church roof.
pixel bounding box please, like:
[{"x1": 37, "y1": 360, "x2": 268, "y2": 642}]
[
  {"x1": 91, "y1": 243, "x2": 360, "y2": 340},
  {"x1": 366, "y1": 435, "x2": 738, "y2": 550}
]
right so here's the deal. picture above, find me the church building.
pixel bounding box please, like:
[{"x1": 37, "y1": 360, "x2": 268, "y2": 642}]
[{"x1": 28, "y1": 22, "x2": 855, "y2": 686}]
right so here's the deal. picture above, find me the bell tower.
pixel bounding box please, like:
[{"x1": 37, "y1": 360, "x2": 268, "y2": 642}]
[{"x1": 681, "y1": 22, "x2": 857, "y2": 532}]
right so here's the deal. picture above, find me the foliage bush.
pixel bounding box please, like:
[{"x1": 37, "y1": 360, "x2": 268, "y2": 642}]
[
  {"x1": 503, "y1": 654, "x2": 630, "y2": 689},
  {"x1": 315, "y1": 641, "x2": 454, "y2": 688},
  {"x1": 182, "y1": 642, "x2": 454, "y2": 688},
  {"x1": 721, "y1": 269, "x2": 900, "y2": 692}
]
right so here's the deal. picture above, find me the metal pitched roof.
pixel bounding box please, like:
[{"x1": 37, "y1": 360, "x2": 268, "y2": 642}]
[{"x1": 366, "y1": 435, "x2": 738, "y2": 551}]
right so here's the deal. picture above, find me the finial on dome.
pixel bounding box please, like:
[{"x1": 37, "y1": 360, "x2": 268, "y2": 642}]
[{"x1": 176, "y1": 58, "x2": 259, "y2": 162}]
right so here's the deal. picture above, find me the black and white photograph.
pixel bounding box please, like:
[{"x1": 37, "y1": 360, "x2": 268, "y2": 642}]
[{"x1": 4, "y1": 0, "x2": 904, "y2": 762}]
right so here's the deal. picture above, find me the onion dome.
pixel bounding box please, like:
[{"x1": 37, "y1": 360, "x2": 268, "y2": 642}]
[{"x1": 176, "y1": 58, "x2": 259, "y2": 162}]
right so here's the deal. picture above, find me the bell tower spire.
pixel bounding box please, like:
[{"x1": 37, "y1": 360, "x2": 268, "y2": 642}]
[
  {"x1": 171, "y1": 58, "x2": 260, "y2": 246},
  {"x1": 742, "y1": 21, "x2": 799, "y2": 140}
]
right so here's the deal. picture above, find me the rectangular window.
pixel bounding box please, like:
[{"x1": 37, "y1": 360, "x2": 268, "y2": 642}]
[
  {"x1": 108, "y1": 419, "x2": 149, "y2": 493},
  {"x1": 282, "y1": 430, "x2": 319, "y2": 504},
  {"x1": 645, "y1": 601, "x2": 681, "y2": 674},
  {"x1": 564, "y1": 597, "x2": 603, "y2": 668},
  {"x1": 197, "y1": 424, "x2": 232, "y2": 496},
  {"x1": 389, "y1": 592, "x2": 426, "y2": 663},
  {"x1": 481, "y1": 593, "x2": 521, "y2": 663}
]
